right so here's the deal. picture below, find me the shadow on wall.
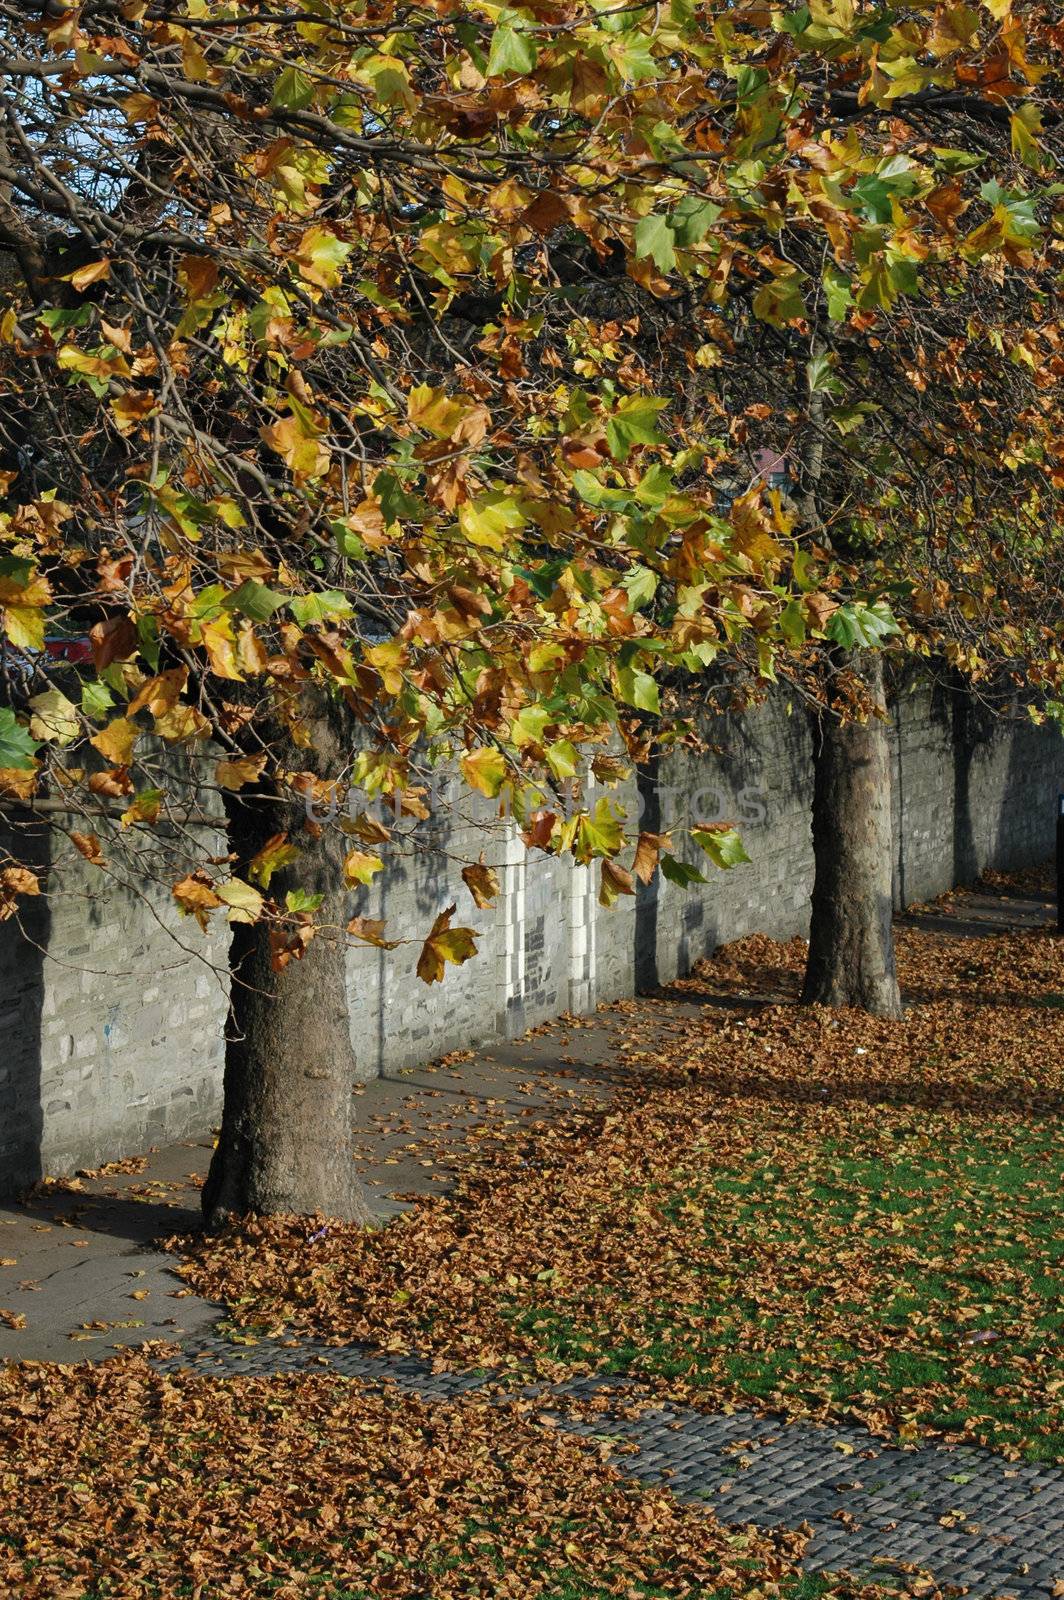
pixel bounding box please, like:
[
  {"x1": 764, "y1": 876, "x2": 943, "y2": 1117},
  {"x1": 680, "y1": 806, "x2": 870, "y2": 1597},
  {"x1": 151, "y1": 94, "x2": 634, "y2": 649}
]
[
  {"x1": 638, "y1": 696, "x2": 814, "y2": 990},
  {"x1": 951, "y1": 680, "x2": 1060, "y2": 885},
  {"x1": 634, "y1": 758, "x2": 660, "y2": 992},
  {"x1": 993, "y1": 705, "x2": 1062, "y2": 872},
  {"x1": 0, "y1": 814, "x2": 51, "y2": 1192}
]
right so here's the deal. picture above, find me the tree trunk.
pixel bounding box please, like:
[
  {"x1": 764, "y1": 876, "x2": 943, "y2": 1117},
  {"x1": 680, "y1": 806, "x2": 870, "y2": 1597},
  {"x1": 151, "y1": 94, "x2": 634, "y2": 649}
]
[
  {"x1": 801, "y1": 650, "x2": 902, "y2": 1019},
  {"x1": 202, "y1": 703, "x2": 378, "y2": 1228}
]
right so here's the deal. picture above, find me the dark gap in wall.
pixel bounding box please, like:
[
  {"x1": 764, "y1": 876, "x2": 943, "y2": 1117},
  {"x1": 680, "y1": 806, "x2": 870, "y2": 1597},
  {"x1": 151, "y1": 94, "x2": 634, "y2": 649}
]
[{"x1": 0, "y1": 813, "x2": 51, "y2": 1193}]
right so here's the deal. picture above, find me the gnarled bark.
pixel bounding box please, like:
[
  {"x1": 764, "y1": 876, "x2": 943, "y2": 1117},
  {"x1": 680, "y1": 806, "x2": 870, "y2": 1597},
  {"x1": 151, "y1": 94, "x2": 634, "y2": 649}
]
[{"x1": 801, "y1": 650, "x2": 902, "y2": 1019}]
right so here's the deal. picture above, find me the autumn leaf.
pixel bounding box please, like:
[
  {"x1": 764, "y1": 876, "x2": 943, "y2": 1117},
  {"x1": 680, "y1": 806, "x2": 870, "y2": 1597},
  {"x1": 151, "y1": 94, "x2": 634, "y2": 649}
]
[
  {"x1": 172, "y1": 872, "x2": 224, "y2": 928},
  {"x1": 461, "y1": 747, "x2": 507, "y2": 799},
  {"x1": 343, "y1": 848, "x2": 384, "y2": 888},
  {"x1": 416, "y1": 904, "x2": 478, "y2": 983},
  {"x1": 347, "y1": 915, "x2": 400, "y2": 949},
  {"x1": 0, "y1": 866, "x2": 39, "y2": 921},
  {"x1": 633, "y1": 830, "x2": 670, "y2": 885},
  {"x1": 599, "y1": 858, "x2": 635, "y2": 908},
  {"x1": 462, "y1": 858, "x2": 500, "y2": 910},
  {"x1": 343, "y1": 811, "x2": 392, "y2": 846},
  {"x1": 215, "y1": 754, "x2": 267, "y2": 791},
  {"x1": 248, "y1": 834, "x2": 299, "y2": 889},
  {"x1": 70, "y1": 831, "x2": 106, "y2": 867}
]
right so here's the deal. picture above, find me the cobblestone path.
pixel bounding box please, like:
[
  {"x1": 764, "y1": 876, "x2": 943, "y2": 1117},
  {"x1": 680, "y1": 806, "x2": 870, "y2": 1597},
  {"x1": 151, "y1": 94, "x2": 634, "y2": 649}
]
[{"x1": 158, "y1": 1334, "x2": 1064, "y2": 1599}]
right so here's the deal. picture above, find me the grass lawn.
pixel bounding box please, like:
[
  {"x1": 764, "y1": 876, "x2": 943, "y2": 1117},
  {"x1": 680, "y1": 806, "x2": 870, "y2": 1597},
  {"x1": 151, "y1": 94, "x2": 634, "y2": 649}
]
[
  {"x1": 176, "y1": 889, "x2": 1063, "y2": 1464},
  {"x1": 503, "y1": 1118, "x2": 1062, "y2": 1462}
]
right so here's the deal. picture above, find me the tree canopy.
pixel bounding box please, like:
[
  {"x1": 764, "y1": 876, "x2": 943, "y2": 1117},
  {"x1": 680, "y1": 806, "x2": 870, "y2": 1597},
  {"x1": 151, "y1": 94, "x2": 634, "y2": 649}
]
[{"x1": 1, "y1": 0, "x2": 1061, "y2": 956}]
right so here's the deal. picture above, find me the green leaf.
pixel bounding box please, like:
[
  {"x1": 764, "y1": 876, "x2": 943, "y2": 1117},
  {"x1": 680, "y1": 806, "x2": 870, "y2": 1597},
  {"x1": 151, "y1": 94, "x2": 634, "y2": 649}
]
[
  {"x1": 828, "y1": 401, "x2": 880, "y2": 435},
  {"x1": 659, "y1": 853, "x2": 706, "y2": 887},
  {"x1": 289, "y1": 589, "x2": 354, "y2": 627},
  {"x1": 271, "y1": 66, "x2": 315, "y2": 109},
  {"x1": 692, "y1": 824, "x2": 751, "y2": 869},
  {"x1": 546, "y1": 739, "x2": 579, "y2": 781},
  {"x1": 827, "y1": 600, "x2": 899, "y2": 649},
  {"x1": 669, "y1": 195, "x2": 721, "y2": 247},
  {"x1": 616, "y1": 664, "x2": 660, "y2": 713},
  {"x1": 81, "y1": 681, "x2": 115, "y2": 720},
  {"x1": 779, "y1": 598, "x2": 807, "y2": 647},
  {"x1": 373, "y1": 470, "x2": 426, "y2": 527},
  {"x1": 635, "y1": 465, "x2": 673, "y2": 507},
  {"x1": 752, "y1": 269, "x2": 807, "y2": 327},
  {"x1": 823, "y1": 269, "x2": 853, "y2": 322},
  {"x1": 285, "y1": 889, "x2": 325, "y2": 913},
  {"x1": 332, "y1": 519, "x2": 367, "y2": 560},
  {"x1": 634, "y1": 213, "x2": 676, "y2": 274},
  {"x1": 616, "y1": 30, "x2": 658, "y2": 82},
  {"x1": 807, "y1": 352, "x2": 843, "y2": 395},
  {"x1": 458, "y1": 490, "x2": 527, "y2": 551},
  {"x1": 0, "y1": 708, "x2": 39, "y2": 771},
  {"x1": 486, "y1": 18, "x2": 537, "y2": 76},
  {"x1": 225, "y1": 580, "x2": 285, "y2": 623},
  {"x1": 622, "y1": 564, "x2": 660, "y2": 612},
  {"x1": 512, "y1": 704, "x2": 552, "y2": 747},
  {"x1": 570, "y1": 471, "x2": 632, "y2": 510},
  {"x1": 606, "y1": 396, "x2": 668, "y2": 462}
]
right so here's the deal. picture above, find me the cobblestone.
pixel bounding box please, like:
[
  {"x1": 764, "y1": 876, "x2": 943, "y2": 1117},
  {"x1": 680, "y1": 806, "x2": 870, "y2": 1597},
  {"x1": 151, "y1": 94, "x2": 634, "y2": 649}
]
[{"x1": 157, "y1": 1333, "x2": 1064, "y2": 1599}]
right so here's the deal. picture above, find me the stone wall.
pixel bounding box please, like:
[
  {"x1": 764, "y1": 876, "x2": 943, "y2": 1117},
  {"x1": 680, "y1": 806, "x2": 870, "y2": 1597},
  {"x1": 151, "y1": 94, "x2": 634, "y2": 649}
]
[{"x1": 2, "y1": 685, "x2": 1061, "y2": 1190}]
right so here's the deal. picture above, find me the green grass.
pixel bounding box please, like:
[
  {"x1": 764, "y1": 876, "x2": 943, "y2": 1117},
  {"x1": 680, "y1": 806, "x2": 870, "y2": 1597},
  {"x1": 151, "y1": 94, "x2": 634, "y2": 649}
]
[{"x1": 502, "y1": 1123, "x2": 1064, "y2": 1461}]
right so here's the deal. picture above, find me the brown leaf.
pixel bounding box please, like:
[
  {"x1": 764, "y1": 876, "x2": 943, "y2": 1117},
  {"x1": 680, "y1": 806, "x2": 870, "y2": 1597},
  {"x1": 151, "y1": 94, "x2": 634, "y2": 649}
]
[
  {"x1": 462, "y1": 858, "x2": 500, "y2": 910},
  {"x1": 70, "y1": 832, "x2": 107, "y2": 866}
]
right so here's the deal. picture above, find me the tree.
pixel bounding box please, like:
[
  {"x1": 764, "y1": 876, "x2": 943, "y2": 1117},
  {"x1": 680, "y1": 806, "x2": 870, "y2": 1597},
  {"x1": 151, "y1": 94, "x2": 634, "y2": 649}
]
[
  {"x1": 6, "y1": 0, "x2": 1052, "y2": 1216},
  {"x1": 1, "y1": 0, "x2": 866, "y2": 1217}
]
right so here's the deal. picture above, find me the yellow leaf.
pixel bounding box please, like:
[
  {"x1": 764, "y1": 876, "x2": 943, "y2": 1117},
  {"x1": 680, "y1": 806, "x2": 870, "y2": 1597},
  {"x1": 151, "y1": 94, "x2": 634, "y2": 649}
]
[
  {"x1": 1, "y1": 605, "x2": 46, "y2": 652},
  {"x1": 200, "y1": 618, "x2": 244, "y2": 681},
  {"x1": 216, "y1": 877, "x2": 265, "y2": 924},
  {"x1": 247, "y1": 833, "x2": 299, "y2": 888},
  {"x1": 416, "y1": 904, "x2": 478, "y2": 983},
  {"x1": 363, "y1": 640, "x2": 406, "y2": 695},
  {"x1": 215, "y1": 754, "x2": 267, "y2": 791},
  {"x1": 63, "y1": 259, "x2": 111, "y2": 291},
  {"x1": 461, "y1": 747, "x2": 507, "y2": 798},
  {"x1": 128, "y1": 667, "x2": 188, "y2": 719},
  {"x1": 343, "y1": 848, "x2": 384, "y2": 887},
  {"x1": 407, "y1": 385, "x2": 490, "y2": 445},
  {"x1": 90, "y1": 717, "x2": 138, "y2": 767},
  {"x1": 28, "y1": 688, "x2": 79, "y2": 747}
]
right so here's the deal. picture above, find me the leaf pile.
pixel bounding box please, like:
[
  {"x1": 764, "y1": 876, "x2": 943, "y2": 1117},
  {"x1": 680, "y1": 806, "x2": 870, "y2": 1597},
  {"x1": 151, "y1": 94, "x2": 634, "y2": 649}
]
[
  {"x1": 174, "y1": 875, "x2": 1064, "y2": 1463},
  {"x1": 0, "y1": 1355, "x2": 823, "y2": 1600}
]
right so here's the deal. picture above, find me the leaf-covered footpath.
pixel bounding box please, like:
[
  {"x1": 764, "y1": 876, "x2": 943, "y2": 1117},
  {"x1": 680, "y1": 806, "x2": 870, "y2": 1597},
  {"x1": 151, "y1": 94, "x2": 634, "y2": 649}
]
[
  {"x1": 0, "y1": 1357, "x2": 864, "y2": 1600},
  {"x1": 174, "y1": 871, "x2": 1064, "y2": 1464}
]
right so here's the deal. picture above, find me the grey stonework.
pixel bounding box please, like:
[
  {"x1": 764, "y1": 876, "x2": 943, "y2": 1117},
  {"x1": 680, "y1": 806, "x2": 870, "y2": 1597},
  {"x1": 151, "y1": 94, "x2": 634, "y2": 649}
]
[{"x1": 2, "y1": 685, "x2": 1061, "y2": 1191}]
